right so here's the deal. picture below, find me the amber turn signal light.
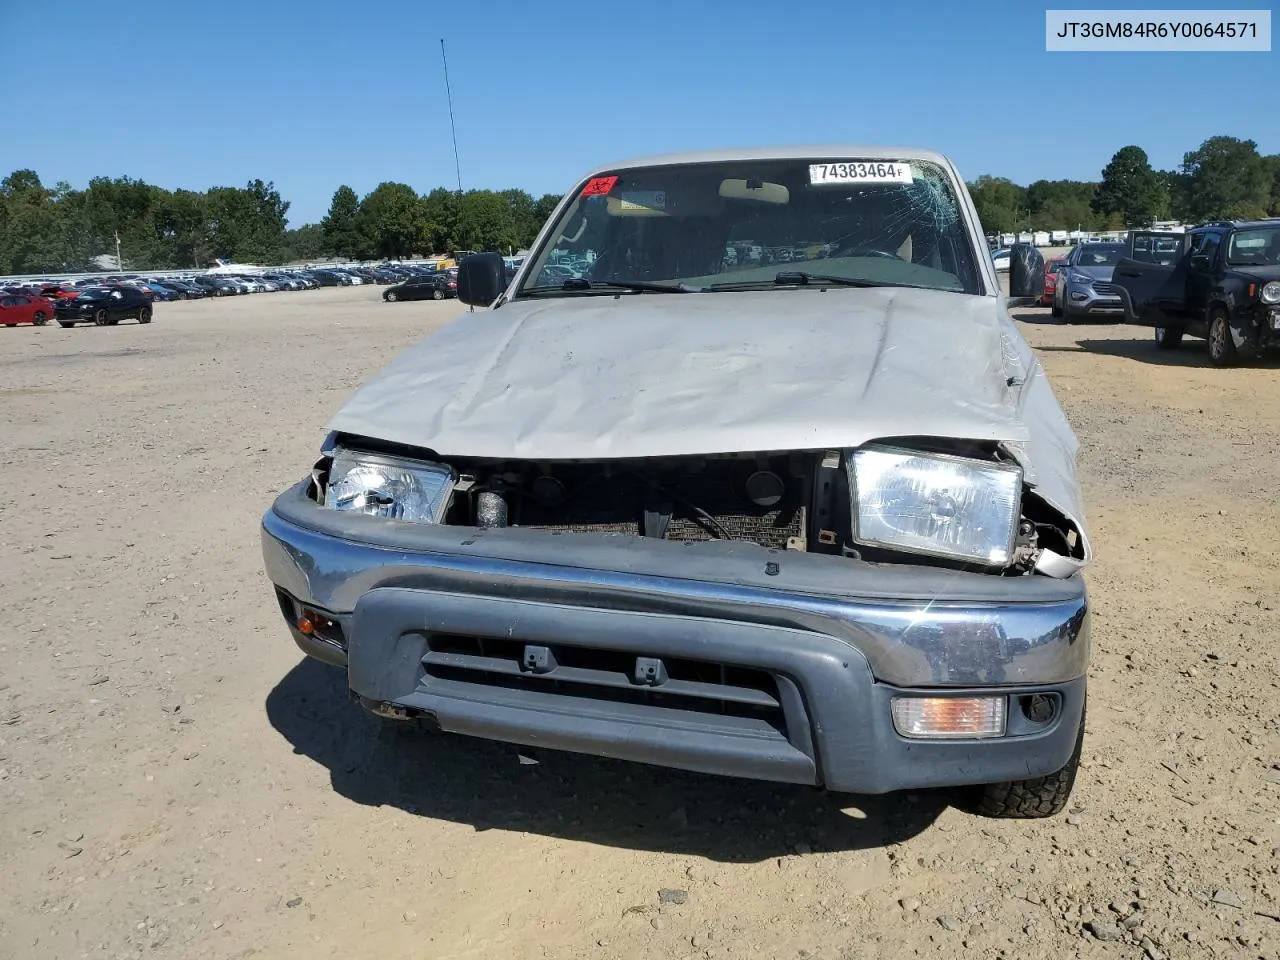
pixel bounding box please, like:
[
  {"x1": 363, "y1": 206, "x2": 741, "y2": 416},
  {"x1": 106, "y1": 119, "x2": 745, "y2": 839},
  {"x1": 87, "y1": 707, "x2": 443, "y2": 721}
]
[{"x1": 891, "y1": 696, "x2": 1006, "y2": 739}]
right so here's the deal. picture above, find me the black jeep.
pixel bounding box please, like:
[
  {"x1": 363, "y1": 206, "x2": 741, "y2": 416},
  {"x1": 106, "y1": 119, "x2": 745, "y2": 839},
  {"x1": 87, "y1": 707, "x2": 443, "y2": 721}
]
[{"x1": 1111, "y1": 220, "x2": 1280, "y2": 366}]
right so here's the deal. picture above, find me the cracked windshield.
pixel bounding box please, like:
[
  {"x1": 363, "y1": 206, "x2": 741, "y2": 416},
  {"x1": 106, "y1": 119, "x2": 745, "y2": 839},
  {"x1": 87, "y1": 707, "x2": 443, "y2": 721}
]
[{"x1": 521, "y1": 158, "x2": 984, "y2": 295}]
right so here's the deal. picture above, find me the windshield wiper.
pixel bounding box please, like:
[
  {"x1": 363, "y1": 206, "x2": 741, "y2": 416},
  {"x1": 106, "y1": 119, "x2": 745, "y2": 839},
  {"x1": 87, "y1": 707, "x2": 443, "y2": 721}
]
[
  {"x1": 709, "y1": 271, "x2": 946, "y2": 292},
  {"x1": 561, "y1": 276, "x2": 697, "y2": 293}
]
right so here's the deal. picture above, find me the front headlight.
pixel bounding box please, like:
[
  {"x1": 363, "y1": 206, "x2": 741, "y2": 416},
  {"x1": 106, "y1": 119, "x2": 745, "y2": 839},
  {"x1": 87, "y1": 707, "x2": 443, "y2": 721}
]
[
  {"x1": 1068, "y1": 272, "x2": 1093, "y2": 285},
  {"x1": 1260, "y1": 281, "x2": 1280, "y2": 304},
  {"x1": 323, "y1": 448, "x2": 455, "y2": 523},
  {"x1": 847, "y1": 445, "x2": 1022, "y2": 566}
]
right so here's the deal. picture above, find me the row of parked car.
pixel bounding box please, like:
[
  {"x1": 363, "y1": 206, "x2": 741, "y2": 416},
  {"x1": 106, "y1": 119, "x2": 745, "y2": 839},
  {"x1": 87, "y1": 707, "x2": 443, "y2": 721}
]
[
  {"x1": 0, "y1": 284, "x2": 156, "y2": 328},
  {"x1": 0, "y1": 260, "x2": 481, "y2": 329}
]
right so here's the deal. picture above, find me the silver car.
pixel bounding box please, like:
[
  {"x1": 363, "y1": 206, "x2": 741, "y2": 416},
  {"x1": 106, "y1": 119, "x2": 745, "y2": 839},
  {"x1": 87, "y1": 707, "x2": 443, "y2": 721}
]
[{"x1": 1053, "y1": 242, "x2": 1127, "y2": 321}]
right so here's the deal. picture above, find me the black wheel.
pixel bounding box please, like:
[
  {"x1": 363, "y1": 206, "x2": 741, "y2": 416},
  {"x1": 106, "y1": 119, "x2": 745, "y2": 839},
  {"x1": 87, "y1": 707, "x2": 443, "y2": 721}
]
[
  {"x1": 58, "y1": 321, "x2": 75, "y2": 328},
  {"x1": 1207, "y1": 308, "x2": 1237, "y2": 367},
  {"x1": 178, "y1": 292, "x2": 187, "y2": 300},
  {"x1": 1154, "y1": 325, "x2": 1182, "y2": 350},
  {"x1": 32, "y1": 311, "x2": 48, "y2": 326},
  {"x1": 432, "y1": 287, "x2": 444, "y2": 301},
  {"x1": 385, "y1": 291, "x2": 398, "y2": 302},
  {"x1": 972, "y1": 700, "x2": 1086, "y2": 819},
  {"x1": 1051, "y1": 301, "x2": 1062, "y2": 319},
  {"x1": 94, "y1": 309, "x2": 110, "y2": 326},
  {"x1": 138, "y1": 306, "x2": 152, "y2": 324}
]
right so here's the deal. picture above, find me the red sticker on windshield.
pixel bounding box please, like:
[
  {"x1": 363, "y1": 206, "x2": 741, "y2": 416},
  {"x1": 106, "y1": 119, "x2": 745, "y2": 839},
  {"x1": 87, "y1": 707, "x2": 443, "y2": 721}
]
[{"x1": 582, "y1": 176, "x2": 618, "y2": 196}]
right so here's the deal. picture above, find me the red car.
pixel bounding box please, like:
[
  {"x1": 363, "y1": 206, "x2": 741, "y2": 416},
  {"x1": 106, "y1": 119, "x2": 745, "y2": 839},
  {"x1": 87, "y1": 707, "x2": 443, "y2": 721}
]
[
  {"x1": 39, "y1": 282, "x2": 81, "y2": 301},
  {"x1": 1041, "y1": 256, "x2": 1067, "y2": 307},
  {"x1": 0, "y1": 293, "x2": 57, "y2": 327}
]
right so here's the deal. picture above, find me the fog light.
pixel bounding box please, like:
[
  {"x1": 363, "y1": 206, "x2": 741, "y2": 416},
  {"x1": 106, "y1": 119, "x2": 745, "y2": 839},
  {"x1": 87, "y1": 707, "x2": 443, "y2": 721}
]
[{"x1": 891, "y1": 696, "x2": 1006, "y2": 739}]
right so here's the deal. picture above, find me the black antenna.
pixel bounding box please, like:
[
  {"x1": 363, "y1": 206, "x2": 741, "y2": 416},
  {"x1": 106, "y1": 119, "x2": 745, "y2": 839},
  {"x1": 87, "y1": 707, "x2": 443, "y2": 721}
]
[{"x1": 440, "y1": 38, "x2": 462, "y2": 193}]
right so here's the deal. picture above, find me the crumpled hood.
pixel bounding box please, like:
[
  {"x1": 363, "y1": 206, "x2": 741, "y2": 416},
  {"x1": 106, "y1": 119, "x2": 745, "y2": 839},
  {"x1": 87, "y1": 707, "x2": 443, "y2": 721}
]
[
  {"x1": 327, "y1": 287, "x2": 1091, "y2": 561},
  {"x1": 331, "y1": 288, "x2": 1024, "y2": 458}
]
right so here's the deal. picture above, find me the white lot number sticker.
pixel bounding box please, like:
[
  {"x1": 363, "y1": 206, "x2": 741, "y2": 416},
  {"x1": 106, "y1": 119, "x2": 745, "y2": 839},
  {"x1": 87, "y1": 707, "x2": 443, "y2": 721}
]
[{"x1": 809, "y1": 161, "x2": 913, "y2": 185}]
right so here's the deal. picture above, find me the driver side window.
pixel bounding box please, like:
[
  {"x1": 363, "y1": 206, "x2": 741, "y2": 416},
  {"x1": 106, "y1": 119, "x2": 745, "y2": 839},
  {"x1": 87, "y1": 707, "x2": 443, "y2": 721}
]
[{"x1": 1190, "y1": 234, "x2": 1220, "y2": 273}]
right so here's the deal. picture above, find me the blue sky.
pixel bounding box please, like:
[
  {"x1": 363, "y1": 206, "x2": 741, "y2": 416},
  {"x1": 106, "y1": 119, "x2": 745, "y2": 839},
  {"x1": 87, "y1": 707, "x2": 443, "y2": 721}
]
[{"x1": 1, "y1": 0, "x2": 1275, "y2": 225}]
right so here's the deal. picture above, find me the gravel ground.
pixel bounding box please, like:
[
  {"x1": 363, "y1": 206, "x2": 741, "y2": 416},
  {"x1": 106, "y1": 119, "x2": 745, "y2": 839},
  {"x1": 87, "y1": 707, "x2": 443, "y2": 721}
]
[{"x1": 0, "y1": 286, "x2": 1277, "y2": 960}]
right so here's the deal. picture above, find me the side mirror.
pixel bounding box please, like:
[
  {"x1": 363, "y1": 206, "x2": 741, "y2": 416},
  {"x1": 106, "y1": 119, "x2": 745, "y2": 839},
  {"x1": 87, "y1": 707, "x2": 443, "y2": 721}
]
[
  {"x1": 1008, "y1": 243, "x2": 1045, "y2": 301},
  {"x1": 456, "y1": 252, "x2": 507, "y2": 306}
]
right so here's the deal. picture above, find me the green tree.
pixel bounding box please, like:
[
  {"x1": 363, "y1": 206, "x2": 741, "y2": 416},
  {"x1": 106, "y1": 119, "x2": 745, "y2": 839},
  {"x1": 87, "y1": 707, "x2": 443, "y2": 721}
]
[
  {"x1": 1181, "y1": 136, "x2": 1271, "y2": 221},
  {"x1": 1092, "y1": 146, "x2": 1168, "y2": 227},
  {"x1": 0, "y1": 170, "x2": 63, "y2": 273},
  {"x1": 164, "y1": 189, "x2": 211, "y2": 267},
  {"x1": 1026, "y1": 179, "x2": 1105, "y2": 230},
  {"x1": 500, "y1": 188, "x2": 540, "y2": 248},
  {"x1": 456, "y1": 190, "x2": 519, "y2": 252},
  {"x1": 1263, "y1": 154, "x2": 1280, "y2": 217},
  {"x1": 355, "y1": 182, "x2": 425, "y2": 259},
  {"x1": 320, "y1": 185, "x2": 361, "y2": 258},
  {"x1": 279, "y1": 223, "x2": 325, "y2": 263},
  {"x1": 421, "y1": 187, "x2": 461, "y2": 253},
  {"x1": 202, "y1": 180, "x2": 288, "y2": 263},
  {"x1": 530, "y1": 193, "x2": 561, "y2": 244},
  {"x1": 966, "y1": 176, "x2": 1025, "y2": 234},
  {"x1": 1158, "y1": 169, "x2": 1192, "y2": 222}
]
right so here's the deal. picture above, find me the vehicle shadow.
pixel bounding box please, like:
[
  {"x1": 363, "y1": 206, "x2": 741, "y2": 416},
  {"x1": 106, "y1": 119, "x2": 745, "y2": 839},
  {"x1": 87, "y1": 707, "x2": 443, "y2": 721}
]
[
  {"x1": 1035, "y1": 335, "x2": 1280, "y2": 369},
  {"x1": 265, "y1": 657, "x2": 948, "y2": 861},
  {"x1": 1008, "y1": 308, "x2": 1061, "y2": 325},
  {"x1": 1060, "y1": 336, "x2": 1280, "y2": 369}
]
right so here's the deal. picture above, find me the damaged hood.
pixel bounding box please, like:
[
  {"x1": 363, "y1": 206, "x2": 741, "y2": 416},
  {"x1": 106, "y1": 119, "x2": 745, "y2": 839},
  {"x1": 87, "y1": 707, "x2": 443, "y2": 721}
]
[
  {"x1": 328, "y1": 288, "x2": 1090, "y2": 557},
  {"x1": 333, "y1": 288, "x2": 1022, "y2": 457}
]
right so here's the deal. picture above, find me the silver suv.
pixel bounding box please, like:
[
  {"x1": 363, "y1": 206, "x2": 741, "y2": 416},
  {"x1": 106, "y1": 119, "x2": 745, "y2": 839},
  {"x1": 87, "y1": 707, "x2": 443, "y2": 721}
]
[
  {"x1": 1053, "y1": 242, "x2": 1127, "y2": 321},
  {"x1": 261, "y1": 146, "x2": 1092, "y2": 819}
]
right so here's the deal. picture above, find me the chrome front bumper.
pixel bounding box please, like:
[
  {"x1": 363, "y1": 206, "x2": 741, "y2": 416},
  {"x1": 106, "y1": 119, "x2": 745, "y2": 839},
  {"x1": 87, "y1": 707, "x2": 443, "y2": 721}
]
[
  {"x1": 262, "y1": 481, "x2": 1090, "y2": 689},
  {"x1": 261, "y1": 482, "x2": 1091, "y2": 793}
]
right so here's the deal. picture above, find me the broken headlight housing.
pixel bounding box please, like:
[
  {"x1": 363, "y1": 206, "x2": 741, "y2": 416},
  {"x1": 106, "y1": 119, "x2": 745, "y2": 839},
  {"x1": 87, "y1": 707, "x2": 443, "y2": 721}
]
[
  {"x1": 323, "y1": 448, "x2": 455, "y2": 523},
  {"x1": 847, "y1": 445, "x2": 1022, "y2": 566}
]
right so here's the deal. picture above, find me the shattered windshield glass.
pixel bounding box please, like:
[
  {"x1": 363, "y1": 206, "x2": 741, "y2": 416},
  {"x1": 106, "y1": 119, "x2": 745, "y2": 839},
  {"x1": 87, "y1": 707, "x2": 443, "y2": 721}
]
[{"x1": 519, "y1": 158, "x2": 984, "y2": 296}]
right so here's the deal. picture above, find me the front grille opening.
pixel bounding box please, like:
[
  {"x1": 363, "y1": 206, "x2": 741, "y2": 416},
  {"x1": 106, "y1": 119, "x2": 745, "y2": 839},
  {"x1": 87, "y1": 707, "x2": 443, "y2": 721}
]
[
  {"x1": 423, "y1": 633, "x2": 785, "y2": 730},
  {"x1": 498, "y1": 457, "x2": 806, "y2": 551}
]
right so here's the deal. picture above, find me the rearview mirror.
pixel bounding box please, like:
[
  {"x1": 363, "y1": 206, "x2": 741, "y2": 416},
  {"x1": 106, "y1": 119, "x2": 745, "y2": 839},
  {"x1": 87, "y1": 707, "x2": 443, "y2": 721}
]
[
  {"x1": 456, "y1": 252, "x2": 507, "y2": 306},
  {"x1": 719, "y1": 178, "x2": 790, "y2": 204},
  {"x1": 1008, "y1": 243, "x2": 1045, "y2": 302}
]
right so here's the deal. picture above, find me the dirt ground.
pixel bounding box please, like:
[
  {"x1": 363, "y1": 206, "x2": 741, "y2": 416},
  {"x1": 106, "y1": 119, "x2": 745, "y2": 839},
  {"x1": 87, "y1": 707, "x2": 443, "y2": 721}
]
[{"x1": 1, "y1": 286, "x2": 1277, "y2": 960}]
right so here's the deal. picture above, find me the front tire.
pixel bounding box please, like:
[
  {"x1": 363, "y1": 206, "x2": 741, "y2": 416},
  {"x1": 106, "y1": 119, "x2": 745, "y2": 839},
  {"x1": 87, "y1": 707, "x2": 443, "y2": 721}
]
[
  {"x1": 1154, "y1": 325, "x2": 1182, "y2": 350},
  {"x1": 1207, "y1": 308, "x2": 1238, "y2": 367},
  {"x1": 94, "y1": 309, "x2": 110, "y2": 327},
  {"x1": 33, "y1": 311, "x2": 48, "y2": 326},
  {"x1": 138, "y1": 306, "x2": 152, "y2": 324},
  {"x1": 973, "y1": 700, "x2": 1086, "y2": 819},
  {"x1": 385, "y1": 291, "x2": 398, "y2": 302}
]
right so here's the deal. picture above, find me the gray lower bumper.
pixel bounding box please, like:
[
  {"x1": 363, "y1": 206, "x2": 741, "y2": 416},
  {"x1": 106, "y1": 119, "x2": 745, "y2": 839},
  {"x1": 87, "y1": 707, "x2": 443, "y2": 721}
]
[{"x1": 261, "y1": 482, "x2": 1091, "y2": 794}]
